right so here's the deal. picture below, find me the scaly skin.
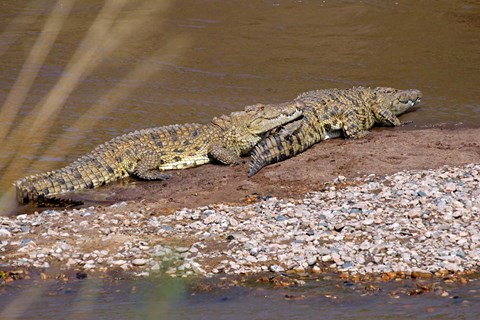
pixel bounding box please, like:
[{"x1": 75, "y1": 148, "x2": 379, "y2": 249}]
[
  {"x1": 15, "y1": 102, "x2": 302, "y2": 206},
  {"x1": 249, "y1": 87, "x2": 422, "y2": 176}
]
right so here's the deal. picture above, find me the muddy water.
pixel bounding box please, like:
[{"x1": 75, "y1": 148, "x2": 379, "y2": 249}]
[{"x1": 1, "y1": 276, "x2": 479, "y2": 319}]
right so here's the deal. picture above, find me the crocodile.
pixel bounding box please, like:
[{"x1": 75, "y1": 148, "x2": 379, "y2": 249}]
[
  {"x1": 15, "y1": 102, "x2": 303, "y2": 206},
  {"x1": 249, "y1": 87, "x2": 422, "y2": 176}
]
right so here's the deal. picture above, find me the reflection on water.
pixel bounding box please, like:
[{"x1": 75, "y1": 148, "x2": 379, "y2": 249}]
[{"x1": 0, "y1": 0, "x2": 479, "y2": 208}]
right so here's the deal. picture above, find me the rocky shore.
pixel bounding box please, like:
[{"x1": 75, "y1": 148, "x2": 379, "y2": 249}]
[{"x1": 1, "y1": 162, "x2": 478, "y2": 280}]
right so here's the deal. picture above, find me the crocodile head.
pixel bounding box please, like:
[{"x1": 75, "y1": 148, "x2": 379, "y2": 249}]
[
  {"x1": 213, "y1": 101, "x2": 303, "y2": 135},
  {"x1": 373, "y1": 87, "x2": 423, "y2": 115},
  {"x1": 242, "y1": 101, "x2": 304, "y2": 134}
]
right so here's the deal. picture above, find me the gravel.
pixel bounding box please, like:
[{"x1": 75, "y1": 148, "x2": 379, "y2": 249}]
[{"x1": 0, "y1": 163, "x2": 479, "y2": 278}]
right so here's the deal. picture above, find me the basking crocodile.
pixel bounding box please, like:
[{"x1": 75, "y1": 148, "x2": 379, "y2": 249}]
[
  {"x1": 249, "y1": 87, "x2": 422, "y2": 176},
  {"x1": 15, "y1": 102, "x2": 302, "y2": 206}
]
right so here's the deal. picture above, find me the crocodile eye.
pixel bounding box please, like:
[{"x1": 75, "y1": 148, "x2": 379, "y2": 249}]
[{"x1": 245, "y1": 103, "x2": 263, "y2": 112}]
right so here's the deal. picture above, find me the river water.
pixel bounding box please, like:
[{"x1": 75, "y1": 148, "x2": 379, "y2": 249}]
[
  {"x1": 1, "y1": 275, "x2": 479, "y2": 319},
  {"x1": 0, "y1": 1, "x2": 479, "y2": 317}
]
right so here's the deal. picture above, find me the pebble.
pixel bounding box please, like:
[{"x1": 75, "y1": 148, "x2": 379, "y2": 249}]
[
  {"x1": 269, "y1": 264, "x2": 285, "y2": 273},
  {"x1": 0, "y1": 162, "x2": 479, "y2": 278},
  {"x1": 132, "y1": 259, "x2": 147, "y2": 266},
  {"x1": 0, "y1": 229, "x2": 11, "y2": 237}
]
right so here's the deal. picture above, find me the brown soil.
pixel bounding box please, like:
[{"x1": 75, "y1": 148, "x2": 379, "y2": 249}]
[{"x1": 77, "y1": 124, "x2": 480, "y2": 212}]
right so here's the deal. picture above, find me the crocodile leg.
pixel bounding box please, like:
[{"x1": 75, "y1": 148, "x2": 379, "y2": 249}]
[
  {"x1": 371, "y1": 105, "x2": 402, "y2": 126},
  {"x1": 130, "y1": 151, "x2": 172, "y2": 180},
  {"x1": 131, "y1": 166, "x2": 172, "y2": 180},
  {"x1": 341, "y1": 108, "x2": 371, "y2": 139},
  {"x1": 209, "y1": 145, "x2": 243, "y2": 165}
]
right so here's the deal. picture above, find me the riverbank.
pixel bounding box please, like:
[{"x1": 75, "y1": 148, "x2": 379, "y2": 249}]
[{"x1": 1, "y1": 125, "x2": 479, "y2": 282}]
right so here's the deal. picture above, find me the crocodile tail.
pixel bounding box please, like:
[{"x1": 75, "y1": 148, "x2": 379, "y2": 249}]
[
  {"x1": 248, "y1": 146, "x2": 268, "y2": 177},
  {"x1": 16, "y1": 183, "x2": 84, "y2": 207},
  {"x1": 249, "y1": 113, "x2": 324, "y2": 176},
  {"x1": 15, "y1": 172, "x2": 86, "y2": 207},
  {"x1": 36, "y1": 195, "x2": 83, "y2": 207},
  {"x1": 249, "y1": 134, "x2": 296, "y2": 177}
]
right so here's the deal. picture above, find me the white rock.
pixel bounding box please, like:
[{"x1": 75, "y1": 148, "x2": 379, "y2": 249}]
[
  {"x1": 132, "y1": 259, "x2": 147, "y2": 266},
  {"x1": 269, "y1": 264, "x2": 285, "y2": 273},
  {"x1": 0, "y1": 229, "x2": 11, "y2": 237}
]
